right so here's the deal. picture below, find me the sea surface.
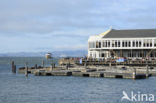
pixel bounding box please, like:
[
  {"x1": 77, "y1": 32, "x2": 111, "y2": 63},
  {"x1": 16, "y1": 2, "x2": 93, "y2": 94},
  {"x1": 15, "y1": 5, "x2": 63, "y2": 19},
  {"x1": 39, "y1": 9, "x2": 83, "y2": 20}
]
[{"x1": 0, "y1": 57, "x2": 156, "y2": 103}]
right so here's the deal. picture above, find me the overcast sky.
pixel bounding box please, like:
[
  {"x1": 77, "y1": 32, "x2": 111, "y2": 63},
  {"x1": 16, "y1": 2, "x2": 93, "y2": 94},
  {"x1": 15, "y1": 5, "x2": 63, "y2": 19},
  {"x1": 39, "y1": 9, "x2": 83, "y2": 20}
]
[{"x1": 0, "y1": 0, "x2": 156, "y2": 53}]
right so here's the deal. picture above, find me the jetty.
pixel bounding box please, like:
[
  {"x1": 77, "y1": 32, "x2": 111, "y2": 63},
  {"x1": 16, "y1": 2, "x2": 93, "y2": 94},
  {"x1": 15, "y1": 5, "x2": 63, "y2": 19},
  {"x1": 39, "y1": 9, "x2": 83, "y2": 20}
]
[{"x1": 15, "y1": 58, "x2": 156, "y2": 80}]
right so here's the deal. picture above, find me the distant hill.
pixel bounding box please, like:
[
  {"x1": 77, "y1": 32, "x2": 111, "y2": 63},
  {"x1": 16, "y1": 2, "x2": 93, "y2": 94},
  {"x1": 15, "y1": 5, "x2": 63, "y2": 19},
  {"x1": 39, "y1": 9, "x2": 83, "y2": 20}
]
[{"x1": 0, "y1": 50, "x2": 87, "y2": 57}]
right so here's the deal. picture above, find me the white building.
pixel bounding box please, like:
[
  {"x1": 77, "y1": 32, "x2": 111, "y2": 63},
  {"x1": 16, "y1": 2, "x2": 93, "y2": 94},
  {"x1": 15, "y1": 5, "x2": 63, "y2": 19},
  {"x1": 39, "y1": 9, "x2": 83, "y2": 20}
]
[{"x1": 88, "y1": 29, "x2": 156, "y2": 59}]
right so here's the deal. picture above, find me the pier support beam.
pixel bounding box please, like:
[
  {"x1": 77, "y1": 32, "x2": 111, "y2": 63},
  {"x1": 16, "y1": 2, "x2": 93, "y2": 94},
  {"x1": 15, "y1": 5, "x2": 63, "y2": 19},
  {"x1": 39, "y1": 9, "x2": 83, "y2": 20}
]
[
  {"x1": 35, "y1": 64, "x2": 37, "y2": 69},
  {"x1": 133, "y1": 68, "x2": 136, "y2": 79},
  {"x1": 11, "y1": 61, "x2": 16, "y2": 73},
  {"x1": 25, "y1": 63, "x2": 28, "y2": 77},
  {"x1": 66, "y1": 64, "x2": 69, "y2": 70},
  {"x1": 146, "y1": 65, "x2": 149, "y2": 78}
]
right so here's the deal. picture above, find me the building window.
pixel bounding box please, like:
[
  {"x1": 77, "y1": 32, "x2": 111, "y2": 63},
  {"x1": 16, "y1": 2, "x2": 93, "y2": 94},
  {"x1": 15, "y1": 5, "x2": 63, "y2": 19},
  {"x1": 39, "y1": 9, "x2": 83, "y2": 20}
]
[
  {"x1": 122, "y1": 41, "x2": 124, "y2": 47},
  {"x1": 143, "y1": 40, "x2": 146, "y2": 47},
  {"x1": 115, "y1": 40, "x2": 118, "y2": 47},
  {"x1": 118, "y1": 41, "x2": 120, "y2": 47},
  {"x1": 125, "y1": 41, "x2": 127, "y2": 47},
  {"x1": 102, "y1": 53, "x2": 105, "y2": 57},
  {"x1": 154, "y1": 40, "x2": 156, "y2": 47},
  {"x1": 129, "y1": 41, "x2": 131, "y2": 47},
  {"x1": 108, "y1": 40, "x2": 110, "y2": 47},
  {"x1": 96, "y1": 41, "x2": 99, "y2": 48},
  {"x1": 147, "y1": 40, "x2": 149, "y2": 47},
  {"x1": 99, "y1": 42, "x2": 101, "y2": 48},
  {"x1": 90, "y1": 52, "x2": 92, "y2": 57},
  {"x1": 133, "y1": 41, "x2": 135, "y2": 47},
  {"x1": 112, "y1": 40, "x2": 115, "y2": 47},
  {"x1": 150, "y1": 39, "x2": 152, "y2": 47},
  {"x1": 103, "y1": 40, "x2": 108, "y2": 47},
  {"x1": 136, "y1": 41, "x2": 138, "y2": 47},
  {"x1": 139, "y1": 41, "x2": 141, "y2": 47},
  {"x1": 106, "y1": 40, "x2": 107, "y2": 47}
]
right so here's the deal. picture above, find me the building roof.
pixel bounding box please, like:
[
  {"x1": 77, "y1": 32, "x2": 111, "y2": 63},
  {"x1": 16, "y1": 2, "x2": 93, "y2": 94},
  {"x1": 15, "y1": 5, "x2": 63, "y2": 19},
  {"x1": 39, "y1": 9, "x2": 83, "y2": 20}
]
[{"x1": 103, "y1": 29, "x2": 156, "y2": 38}]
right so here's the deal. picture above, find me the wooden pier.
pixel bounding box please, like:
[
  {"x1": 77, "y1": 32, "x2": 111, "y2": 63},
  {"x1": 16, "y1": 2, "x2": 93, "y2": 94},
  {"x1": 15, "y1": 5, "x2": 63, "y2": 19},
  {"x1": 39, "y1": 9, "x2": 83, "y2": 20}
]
[
  {"x1": 15, "y1": 57, "x2": 156, "y2": 80},
  {"x1": 32, "y1": 70, "x2": 147, "y2": 79},
  {"x1": 17, "y1": 65, "x2": 151, "y2": 80}
]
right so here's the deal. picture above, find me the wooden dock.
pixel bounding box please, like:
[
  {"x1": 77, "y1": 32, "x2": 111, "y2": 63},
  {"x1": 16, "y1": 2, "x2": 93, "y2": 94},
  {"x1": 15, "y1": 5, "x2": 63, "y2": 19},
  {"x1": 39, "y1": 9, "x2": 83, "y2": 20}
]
[
  {"x1": 16, "y1": 59, "x2": 155, "y2": 80},
  {"x1": 25, "y1": 68, "x2": 148, "y2": 79}
]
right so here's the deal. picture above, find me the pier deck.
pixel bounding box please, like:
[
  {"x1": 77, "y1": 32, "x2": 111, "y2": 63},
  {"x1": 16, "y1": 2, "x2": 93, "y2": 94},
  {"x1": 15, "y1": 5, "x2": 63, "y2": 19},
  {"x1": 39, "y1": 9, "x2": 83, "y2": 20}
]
[{"x1": 18, "y1": 66, "x2": 151, "y2": 79}]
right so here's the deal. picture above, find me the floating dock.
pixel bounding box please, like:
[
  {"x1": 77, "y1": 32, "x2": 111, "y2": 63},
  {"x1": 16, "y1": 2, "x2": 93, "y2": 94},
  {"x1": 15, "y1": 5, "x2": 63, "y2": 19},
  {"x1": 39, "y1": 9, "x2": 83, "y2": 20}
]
[
  {"x1": 33, "y1": 70, "x2": 147, "y2": 79},
  {"x1": 17, "y1": 65, "x2": 153, "y2": 80}
]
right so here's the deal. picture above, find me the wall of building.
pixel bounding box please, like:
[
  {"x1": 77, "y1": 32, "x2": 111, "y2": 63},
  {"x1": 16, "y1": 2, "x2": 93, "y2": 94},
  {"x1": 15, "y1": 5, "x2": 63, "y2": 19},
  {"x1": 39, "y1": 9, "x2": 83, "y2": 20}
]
[
  {"x1": 88, "y1": 38, "x2": 156, "y2": 50},
  {"x1": 88, "y1": 37, "x2": 156, "y2": 59}
]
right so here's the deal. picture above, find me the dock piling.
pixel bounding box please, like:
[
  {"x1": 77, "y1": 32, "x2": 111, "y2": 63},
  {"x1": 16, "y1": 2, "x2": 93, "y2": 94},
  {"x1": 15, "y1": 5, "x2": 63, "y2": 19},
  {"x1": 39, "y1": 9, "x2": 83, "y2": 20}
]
[
  {"x1": 133, "y1": 68, "x2": 136, "y2": 79},
  {"x1": 35, "y1": 64, "x2": 37, "y2": 69},
  {"x1": 66, "y1": 64, "x2": 68, "y2": 70},
  {"x1": 25, "y1": 62, "x2": 28, "y2": 77},
  {"x1": 11, "y1": 61, "x2": 16, "y2": 73},
  {"x1": 146, "y1": 65, "x2": 149, "y2": 78},
  {"x1": 53, "y1": 63, "x2": 55, "y2": 68}
]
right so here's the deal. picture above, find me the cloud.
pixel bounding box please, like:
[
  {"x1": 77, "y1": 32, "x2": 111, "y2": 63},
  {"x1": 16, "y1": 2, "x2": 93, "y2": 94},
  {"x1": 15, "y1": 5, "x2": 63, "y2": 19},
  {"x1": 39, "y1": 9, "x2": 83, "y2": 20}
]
[{"x1": 0, "y1": 0, "x2": 156, "y2": 52}]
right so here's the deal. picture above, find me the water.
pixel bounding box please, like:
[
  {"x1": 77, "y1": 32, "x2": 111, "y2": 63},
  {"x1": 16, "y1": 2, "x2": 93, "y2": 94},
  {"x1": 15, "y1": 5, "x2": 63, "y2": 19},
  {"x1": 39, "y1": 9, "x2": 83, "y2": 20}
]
[{"x1": 0, "y1": 57, "x2": 156, "y2": 103}]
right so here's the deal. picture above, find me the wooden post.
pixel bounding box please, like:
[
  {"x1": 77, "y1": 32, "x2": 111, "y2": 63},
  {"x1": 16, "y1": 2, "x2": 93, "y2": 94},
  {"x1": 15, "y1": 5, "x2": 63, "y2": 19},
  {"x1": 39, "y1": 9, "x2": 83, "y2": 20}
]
[
  {"x1": 13, "y1": 65, "x2": 16, "y2": 73},
  {"x1": 11, "y1": 61, "x2": 14, "y2": 70},
  {"x1": 11, "y1": 61, "x2": 14, "y2": 73},
  {"x1": 109, "y1": 60, "x2": 112, "y2": 69},
  {"x1": 84, "y1": 59, "x2": 87, "y2": 69},
  {"x1": 52, "y1": 63, "x2": 55, "y2": 68},
  {"x1": 25, "y1": 63, "x2": 28, "y2": 77},
  {"x1": 66, "y1": 63, "x2": 68, "y2": 70},
  {"x1": 11, "y1": 61, "x2": 16, "y2": 73},
  {"x1": 146, "y1": 65, "x2": 149, "y2": 78},
  {"x1": 133, "y1": 68, "x2": 136, "y2": 79},
  {"x1": 35, "y1": 64, "x2": 37, "y2": 69}
]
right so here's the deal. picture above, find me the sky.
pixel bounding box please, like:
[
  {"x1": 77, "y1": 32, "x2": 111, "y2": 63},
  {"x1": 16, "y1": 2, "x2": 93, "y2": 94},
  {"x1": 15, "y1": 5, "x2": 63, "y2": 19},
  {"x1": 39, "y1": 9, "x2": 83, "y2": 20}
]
[{"x1": 0, "y1": 0, "x2": 156, "y2": 53}]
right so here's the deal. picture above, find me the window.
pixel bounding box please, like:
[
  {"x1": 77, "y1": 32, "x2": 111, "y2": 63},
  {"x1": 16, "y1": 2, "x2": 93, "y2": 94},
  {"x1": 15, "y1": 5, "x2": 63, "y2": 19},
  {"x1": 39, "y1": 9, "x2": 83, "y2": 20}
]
[
  {"x1": 136, "y1": 41, "x2": 138, "y2": 47},
  {"x1": 122, "y1": 41, "x2": 124, "y2": 47},
  {"x1": 133, "y1": 41, "x2": 135, "y2": 47},
  {"x1": 102, "y1": 53, "x2": 105, "y2": 57},
  {"x1": 154, "y1": 40, "x2": 156, "y2": 47},
  {"x1": 90, "y1": 52, "x2": 92, "y2": 57},
  {"x1": 108, "y1": 40, "x2": 110, "y2": 47},
  {"x1": 105, "y1": 40, "x2": 107, "y2": 47},
  {"x1": 103, "y1": 40, "x2": 108, "y2": 47},
  {"x1": 149, "y1": 39, "x2": 152, "y2": 47},
  {"x1": 139, "y1": 41, "x2": 142, "y2": 47},
  {"x1": 96, "y1": 41, "x2": 99, "y2": 48},
  {"x1": 129, "y1": 41, "x2": 131, "y2": 47},
  {"x1": 99, "y1": 42, "x2": 101, "y2": 48},
  {"x1": 147, "y1": 40, "x2": 149, "y2": 47},
  {"x1": 115, "y1": 40, "x2": 118, "y2": 47},
  {"x1": 125, "y1": 41, "x2": 127, "y2": 47},
  {"x1": 112, "y1": 40, "x2": 115, "y2": 47},
  {"x1": 143, "y1": 40, "x2": 146, "y2": 47},
  {"x1": 118, "y1": 41, "x2": 120, "y2": 47}
]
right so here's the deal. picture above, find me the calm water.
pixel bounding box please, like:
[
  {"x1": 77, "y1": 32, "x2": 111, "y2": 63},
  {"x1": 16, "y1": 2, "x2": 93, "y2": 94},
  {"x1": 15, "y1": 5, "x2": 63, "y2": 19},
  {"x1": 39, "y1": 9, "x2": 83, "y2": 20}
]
[{"x1": 0, "y1": 57, "x2": 156, "y2": 103}]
